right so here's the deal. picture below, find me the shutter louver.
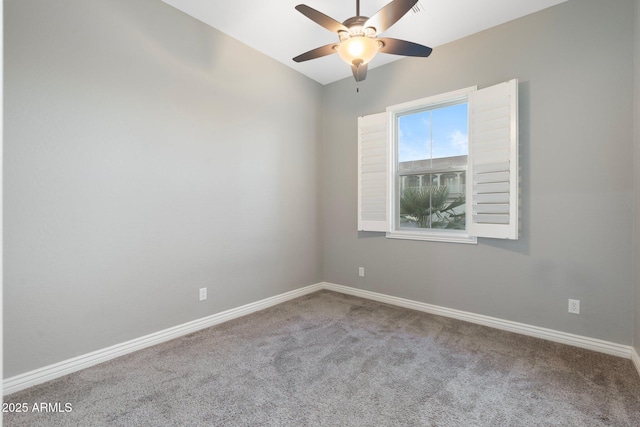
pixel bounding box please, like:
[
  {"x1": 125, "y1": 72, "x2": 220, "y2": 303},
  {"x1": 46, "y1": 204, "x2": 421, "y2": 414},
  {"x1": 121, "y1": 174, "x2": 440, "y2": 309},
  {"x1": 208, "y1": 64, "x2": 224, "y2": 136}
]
[
  {"x1": 470, "y1": 79, "x2": 518, "y2": 239},
  {"x1": 358, "y1": 113, "x2": 389, "y2": 232}
]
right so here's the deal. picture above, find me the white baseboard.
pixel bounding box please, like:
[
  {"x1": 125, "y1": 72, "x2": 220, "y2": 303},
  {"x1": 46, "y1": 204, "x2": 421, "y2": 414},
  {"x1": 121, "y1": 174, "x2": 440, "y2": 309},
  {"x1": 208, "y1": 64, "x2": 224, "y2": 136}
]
[
  {"x1": 4, "y1": 281, "x2": 637, "y2": 395},
  {"x1": 3, "y1": 283, "x2": 323, "y2": 396},
  {"x1": 321, "y1": 282, "x2": 634, "y2": 360}
]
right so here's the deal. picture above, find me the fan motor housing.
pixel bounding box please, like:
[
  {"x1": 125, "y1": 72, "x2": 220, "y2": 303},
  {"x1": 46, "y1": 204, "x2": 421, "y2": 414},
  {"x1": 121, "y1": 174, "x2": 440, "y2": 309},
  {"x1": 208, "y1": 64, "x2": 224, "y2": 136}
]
[{"x1": 342, "y1": 16, "x2": 374, "y2": 35}]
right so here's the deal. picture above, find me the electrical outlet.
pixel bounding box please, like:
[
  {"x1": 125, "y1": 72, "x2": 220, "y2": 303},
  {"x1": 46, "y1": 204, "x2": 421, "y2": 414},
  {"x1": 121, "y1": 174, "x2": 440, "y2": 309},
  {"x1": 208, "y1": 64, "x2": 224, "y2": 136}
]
[
  {"x1": 568, "y1": 299, "x2": 580, "y2": 314},
  {"x1": 199, "y1": 287, "x2": 207, "y2": 301},
  {"x1": 358, "y1": 267, "x2": 365, "y2": 277}
]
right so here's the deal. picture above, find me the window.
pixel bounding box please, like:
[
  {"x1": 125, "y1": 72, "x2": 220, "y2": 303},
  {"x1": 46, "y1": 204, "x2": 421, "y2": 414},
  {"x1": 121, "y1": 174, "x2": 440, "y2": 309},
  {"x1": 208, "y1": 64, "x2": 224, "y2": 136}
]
[
  {"x1": 357, "y1": 80, "x2": 519, "y2": 243},
  {"x1": 395, "y1": 94, "x2": 470, "y2": 240}
]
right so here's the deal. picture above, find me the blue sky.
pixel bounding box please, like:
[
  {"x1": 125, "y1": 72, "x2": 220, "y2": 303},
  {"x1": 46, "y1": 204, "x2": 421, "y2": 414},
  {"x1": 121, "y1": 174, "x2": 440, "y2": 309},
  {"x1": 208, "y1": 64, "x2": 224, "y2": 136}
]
[{"x1": 398, "y1": 102, "x2": 468, "y2": 162}]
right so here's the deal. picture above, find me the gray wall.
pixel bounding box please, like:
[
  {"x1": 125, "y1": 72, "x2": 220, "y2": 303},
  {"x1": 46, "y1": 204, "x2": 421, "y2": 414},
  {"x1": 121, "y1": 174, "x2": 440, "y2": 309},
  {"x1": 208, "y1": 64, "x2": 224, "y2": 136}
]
[
  {"x1": 4, "y1": 0, "x2": 322, "y2": 377},
  {"x1": 635, "y1": 0, "x2": 640, "y2": 356},
  {"x1": 322, "y1": 0, "x2": 636, "y2": 345}
]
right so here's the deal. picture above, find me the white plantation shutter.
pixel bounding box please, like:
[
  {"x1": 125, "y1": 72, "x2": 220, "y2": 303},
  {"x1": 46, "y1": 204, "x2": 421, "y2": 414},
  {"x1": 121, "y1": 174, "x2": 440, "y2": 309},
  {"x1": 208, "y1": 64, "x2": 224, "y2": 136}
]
[
  {"x1": 358, "y1": 112, "x2": 389, "y2": 232},
  {"x1": 469, "y1": 79, "x2": 519, "y2": 239}
]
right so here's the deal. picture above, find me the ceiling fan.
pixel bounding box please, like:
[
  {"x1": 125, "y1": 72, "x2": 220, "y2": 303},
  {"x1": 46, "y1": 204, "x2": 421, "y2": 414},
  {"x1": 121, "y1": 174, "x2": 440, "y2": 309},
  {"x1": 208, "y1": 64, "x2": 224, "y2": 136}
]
[{"x1": 292, "y1": 0, "x2": 433, "y2": 82}]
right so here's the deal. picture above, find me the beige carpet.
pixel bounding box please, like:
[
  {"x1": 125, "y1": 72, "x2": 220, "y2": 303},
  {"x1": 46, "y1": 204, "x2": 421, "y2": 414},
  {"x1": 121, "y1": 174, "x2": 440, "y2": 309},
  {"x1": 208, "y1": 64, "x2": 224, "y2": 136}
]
[{"x1": 4, "y1": 290, "x2": 640, "y2": 426}]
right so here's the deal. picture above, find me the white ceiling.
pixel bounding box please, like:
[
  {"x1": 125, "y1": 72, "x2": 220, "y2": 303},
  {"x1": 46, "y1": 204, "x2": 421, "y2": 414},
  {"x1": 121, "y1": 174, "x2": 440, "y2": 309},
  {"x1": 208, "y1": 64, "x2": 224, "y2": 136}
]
[{"x1": 161, "y1": 0, "x2": 567, "y2": 85}]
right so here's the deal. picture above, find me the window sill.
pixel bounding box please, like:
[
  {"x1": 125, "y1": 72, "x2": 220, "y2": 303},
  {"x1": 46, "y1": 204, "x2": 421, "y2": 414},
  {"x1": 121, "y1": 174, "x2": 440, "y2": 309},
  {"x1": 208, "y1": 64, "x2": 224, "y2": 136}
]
[{"x1": 386, "y1": 230, "x2": 478, "y2": 244}]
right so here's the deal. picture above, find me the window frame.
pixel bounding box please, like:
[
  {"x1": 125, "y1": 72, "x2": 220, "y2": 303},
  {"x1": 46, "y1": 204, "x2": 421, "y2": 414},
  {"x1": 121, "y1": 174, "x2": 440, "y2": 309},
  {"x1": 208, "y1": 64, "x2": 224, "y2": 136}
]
[{"x1": 386, "y1": 86, "x2": 478, "y2": 244}]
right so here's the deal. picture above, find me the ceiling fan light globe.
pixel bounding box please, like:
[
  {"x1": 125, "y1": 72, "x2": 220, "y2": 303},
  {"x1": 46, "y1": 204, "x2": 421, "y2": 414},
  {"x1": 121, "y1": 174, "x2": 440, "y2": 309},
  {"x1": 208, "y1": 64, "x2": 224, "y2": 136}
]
[{"x1": 337, "y1": 36, "x2": 379, "y2": 67}]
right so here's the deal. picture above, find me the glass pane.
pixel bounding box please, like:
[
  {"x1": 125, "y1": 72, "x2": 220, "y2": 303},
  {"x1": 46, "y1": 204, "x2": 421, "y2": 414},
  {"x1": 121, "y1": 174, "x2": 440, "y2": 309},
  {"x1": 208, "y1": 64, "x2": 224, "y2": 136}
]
[
  {"x1": 398, "y1": 102, "x2": 468, "y2": 163},
  {"x1": 398, "y1": 110, "x2": 431, "y2": 163},
  {"x1": 397, "y1": 101, "x2": 468, "y2": 230},
  {"x1": 399, "y1": 173, "x2": 466, "y2": 230},
  {"x1": 431, "y1": 103, "x2": 468, "y2": 159}
]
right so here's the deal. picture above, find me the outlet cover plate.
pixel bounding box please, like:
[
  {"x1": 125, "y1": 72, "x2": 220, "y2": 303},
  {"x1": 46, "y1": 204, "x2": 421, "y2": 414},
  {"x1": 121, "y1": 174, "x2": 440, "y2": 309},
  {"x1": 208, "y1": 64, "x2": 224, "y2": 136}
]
[{"x1": 568, "y1": 299, "x2": 580, "y2": 314}]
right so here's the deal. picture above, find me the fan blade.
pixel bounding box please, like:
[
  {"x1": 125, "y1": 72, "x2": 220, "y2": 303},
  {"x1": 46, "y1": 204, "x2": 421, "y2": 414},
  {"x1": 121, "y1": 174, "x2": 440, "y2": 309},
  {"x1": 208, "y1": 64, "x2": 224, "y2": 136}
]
[
  {"x1": 295, "y1": 4, "x2": 348, "y2": 33},
  {"x1": 365, "y1": 0, "x2": 418, "y2": 34},
  {"x1": 351, "y1": 63, "x2": 368, "y2": 82},
  {"x1": 293, "y1": 43, "x2": 339, "y2": 62},
  {"x1": 378, "y1": 38, "x2": 432, "y2": 57}
]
